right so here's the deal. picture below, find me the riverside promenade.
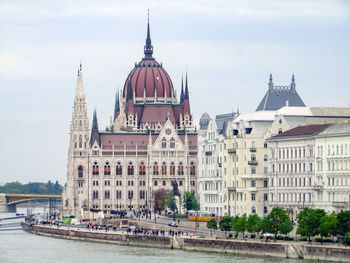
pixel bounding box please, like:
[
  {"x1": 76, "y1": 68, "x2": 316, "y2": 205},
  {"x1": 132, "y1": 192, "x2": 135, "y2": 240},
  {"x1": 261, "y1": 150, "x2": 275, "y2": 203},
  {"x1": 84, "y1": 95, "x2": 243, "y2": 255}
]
[{"x1": 22, "y1": 222, "x2": 350, "y2": 262}]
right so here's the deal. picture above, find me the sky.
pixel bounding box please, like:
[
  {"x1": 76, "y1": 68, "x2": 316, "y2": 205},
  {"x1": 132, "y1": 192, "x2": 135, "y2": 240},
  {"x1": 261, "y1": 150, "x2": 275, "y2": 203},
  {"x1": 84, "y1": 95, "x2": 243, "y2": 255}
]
[{"x1": 0, "y1": 0, "x2": 349, "y2": 184}]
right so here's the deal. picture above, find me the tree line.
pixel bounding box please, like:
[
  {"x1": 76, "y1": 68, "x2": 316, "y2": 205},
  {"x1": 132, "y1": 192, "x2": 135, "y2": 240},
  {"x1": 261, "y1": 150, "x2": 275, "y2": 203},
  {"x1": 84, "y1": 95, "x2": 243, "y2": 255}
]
[
  {"x1": 153, "y1": 189, "x2": 199, "y2": 213},
  {"x1": 0, "y1": 181, "x2": 63, "y2": 195},
  {"x1": 206, "y1": 207, "x2": 350, "y2": 245}
]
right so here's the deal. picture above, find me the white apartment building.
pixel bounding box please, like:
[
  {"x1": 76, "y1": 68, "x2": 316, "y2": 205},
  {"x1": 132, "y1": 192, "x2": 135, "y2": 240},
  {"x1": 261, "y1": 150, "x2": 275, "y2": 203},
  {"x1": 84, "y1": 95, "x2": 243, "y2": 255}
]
[{"x1": 197, "y1": 113, "x2": 236, "y2": 217}]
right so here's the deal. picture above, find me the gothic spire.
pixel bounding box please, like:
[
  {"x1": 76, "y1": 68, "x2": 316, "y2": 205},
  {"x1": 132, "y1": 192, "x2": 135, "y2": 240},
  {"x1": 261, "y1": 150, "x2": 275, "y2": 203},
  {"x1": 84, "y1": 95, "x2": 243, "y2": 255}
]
[
  {"x1": 114, "y1": 90, "x2": 120, "y2": 119},
  {"x1": 75, "y1": 62, "x2": 85, "y2": 99},
  {"x1": 268, "y1": 73, "x2": 274, "y2": 91},
  {"x1": 184, "y1": 72, "x2": 189, "y2": 99},
  {"x1": 92, "y1": 109, "x2": 98, "y2": 131},
  {"x1": 90, "y1": 109, "x2": 101, "y2": 147},
  {"x1": 291, "y1": 74, "x2": 296, "y2": 91},
  {"x1": 144, "y1": 10, "x2": 153, "y2": 59}
]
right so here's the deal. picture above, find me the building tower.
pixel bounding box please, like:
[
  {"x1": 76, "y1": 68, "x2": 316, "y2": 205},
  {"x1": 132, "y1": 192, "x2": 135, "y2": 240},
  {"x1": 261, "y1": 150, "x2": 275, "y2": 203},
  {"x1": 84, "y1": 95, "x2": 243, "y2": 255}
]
[{"x1": 63, "y1": 64, "x2": 90, "y2": 216}]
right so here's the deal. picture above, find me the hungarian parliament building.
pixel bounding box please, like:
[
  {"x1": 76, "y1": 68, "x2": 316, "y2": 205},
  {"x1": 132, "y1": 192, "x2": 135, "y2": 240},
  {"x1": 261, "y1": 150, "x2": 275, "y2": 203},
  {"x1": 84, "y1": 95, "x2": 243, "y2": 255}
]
[{"x1": 62, "y1": 20, "x2": 198, "y2": 217}]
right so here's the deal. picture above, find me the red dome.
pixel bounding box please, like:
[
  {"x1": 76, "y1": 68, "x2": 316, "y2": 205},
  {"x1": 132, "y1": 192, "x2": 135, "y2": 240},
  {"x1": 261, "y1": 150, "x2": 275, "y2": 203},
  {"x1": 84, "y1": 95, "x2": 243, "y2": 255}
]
[{"x1": 123, "y1": 58, "x2": 174, "y2": 99}]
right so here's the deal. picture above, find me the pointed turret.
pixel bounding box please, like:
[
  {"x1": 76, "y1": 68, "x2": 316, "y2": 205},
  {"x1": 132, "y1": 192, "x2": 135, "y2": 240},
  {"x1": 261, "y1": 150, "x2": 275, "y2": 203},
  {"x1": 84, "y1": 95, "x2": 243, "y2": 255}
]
[
  {"x1": 75, "y1": 63, "x2": 85, "y2": 99},
  {"x1": 144, "y1": 10, "x2": 153, "y2": 59},
  {"x1": 291, "y1": 74, "x2": 296, "y2": 91},
  {"x1": 268, "y1": 73, "x2": 274, "y2": 91},
  {"x1": 90, "y1": 109, "x2": 101, "y2": 147},
  {"x1": 184, "y1": 73, "x2": 189, "y2": 99},
  {"x1": 114, "y1": 91, "x2": 120, "y2": 120}
]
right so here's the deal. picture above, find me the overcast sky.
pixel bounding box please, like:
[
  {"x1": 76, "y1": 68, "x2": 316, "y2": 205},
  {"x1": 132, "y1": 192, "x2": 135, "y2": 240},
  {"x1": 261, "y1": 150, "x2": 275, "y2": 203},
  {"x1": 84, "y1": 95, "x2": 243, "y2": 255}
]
[{"x1": 0, "y1": 0, "x2": 349, "y2": 184}]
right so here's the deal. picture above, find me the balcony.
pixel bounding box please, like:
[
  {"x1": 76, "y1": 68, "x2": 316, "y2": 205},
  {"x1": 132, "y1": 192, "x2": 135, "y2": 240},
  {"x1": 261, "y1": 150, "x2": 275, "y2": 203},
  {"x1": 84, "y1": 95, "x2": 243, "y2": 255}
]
[
  {"x1": 332, "y1": 202, "x2": 347, "y2": 208},
  {"x1": 250, "y1": 147, "x2": 256, "y2": 152},
  {"x1": 228, "y1": 148, "x2": 237, "y2": 154},
  {"x1": 248, "y1": 160, "x2": 258, "y2": 165},
  {"x1": 313, "y1": 185, "x2": 324, "y2": 191},
  {"x1": 227, "y1": 187, "x2": 236, "y2": 192},
  {"x1": 241, "y1": 174, "x2": 268, "y2": 179}
]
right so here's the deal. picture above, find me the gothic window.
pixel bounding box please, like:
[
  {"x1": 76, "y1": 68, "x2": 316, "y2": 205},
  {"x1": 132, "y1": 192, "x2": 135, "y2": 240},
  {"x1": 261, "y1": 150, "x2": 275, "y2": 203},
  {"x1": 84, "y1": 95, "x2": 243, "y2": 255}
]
[
  {"x1": 251, "y1": 180, "x2": 256, "y2": 187},
  {"x1": 116, "y1": 190, "x2": 122, "y2": 199},
  {"x1": 104, "y1": 190, "x2": 110, "y2": 199},
  {"x1": 178, "y1": 162, "x2": 184, "y2": 175},
  {"x1": 104, "y1": 162, "x2": 111, "y2": 175},
  {"x1": 162, "y1": 180, "x2": 166, "y2": 186},
  {"x1": 92, "y1": 162, "x2": 99, "y2": 175},
  {"x1": 190, "y1": 161, "x2": 196, "y2": 175},
  {"x1": 128, "y1": 162, "x2": 134, "y2": 176},
  {"x1": 92, "y1": 191, "x2": 98, "y2": 199},
  {"x1": 139, "y1": 162, "x2": 146, "y2": 176},
  {"x1": 140, "y1": 190, "x2": 145, "y2": 199},
  {"x1": 170, "y1": 162, "x2": 175, "y2": 175},
  {"x1": 78, "y1": 165, "x2": 83, "y2": 177},
  {"x1": 79, "y1": 135, "x2": 82, "y2": 148},
  {"x1": 128, "y1": 190, "x2": 134, "y2": 200},
  {"x1": 116, "y1": 162, "x2": 122, "y2": 175},
  {"x1": 161, "y1": 138, "x2": 166, "y2": 148},
  {"x1": 153, "y1": 162, "x2": 159, "y2": 175},
  {"x1": 170, "y1": 137, "x2": 175, "y2": 148},
  {"x1": 251, "y1": 154, "x2": 256, "y2": 162},
  {"x1": 161, "y1": 162, "x2": 167, "y2": 175}
]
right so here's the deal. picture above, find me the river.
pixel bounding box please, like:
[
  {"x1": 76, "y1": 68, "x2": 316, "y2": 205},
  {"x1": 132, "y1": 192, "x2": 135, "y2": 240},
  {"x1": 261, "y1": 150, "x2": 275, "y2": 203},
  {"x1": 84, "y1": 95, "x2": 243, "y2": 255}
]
[{"x1": 0, "y1": 212, "x2": 307, "y2": 263}]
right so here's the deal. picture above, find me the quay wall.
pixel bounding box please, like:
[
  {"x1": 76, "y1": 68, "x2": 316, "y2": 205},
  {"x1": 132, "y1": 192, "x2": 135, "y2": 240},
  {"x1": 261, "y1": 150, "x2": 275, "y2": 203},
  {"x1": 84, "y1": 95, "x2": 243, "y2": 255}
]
[{"x1": 23, "y1": 223, "x2": 350, "y2": 262}]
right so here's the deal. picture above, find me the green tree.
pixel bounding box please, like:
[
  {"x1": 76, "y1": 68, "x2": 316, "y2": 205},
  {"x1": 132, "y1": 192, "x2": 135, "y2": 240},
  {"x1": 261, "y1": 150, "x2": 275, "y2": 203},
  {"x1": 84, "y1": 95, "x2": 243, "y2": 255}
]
[
  {"x1": 233, "y1": 213, "x2": 248, "y2": 238},
  {"x1": 297, "y1": 208, "x2": 326, "y2": 243},
  {"x1": 247, "y1": 214, "x2": 261, "y2": 235},
  {"x1": 319, "y1": 212, "x2": 337, "y2": 244},
  {"x1": 207, "y1": 218, "x2": 218, "y2": 237},
  {"x1": 183, "y1": 191, "x2": 199, "y2": 211},
  {"x1": 336, "y1": 210, "x2": 350, "y2": 236},
  {"x1": 279, "y1": 217, "x2": 293, "y2": 237},
  {"x1": 264, "y1": 207, "x2": 289, "y2": 240},
  {"x1": 153, "y1": 188, "x2": 169, "y2": 212},
  {"x1": 219, "y1": 216, "x2": 233, "y2": 237}
]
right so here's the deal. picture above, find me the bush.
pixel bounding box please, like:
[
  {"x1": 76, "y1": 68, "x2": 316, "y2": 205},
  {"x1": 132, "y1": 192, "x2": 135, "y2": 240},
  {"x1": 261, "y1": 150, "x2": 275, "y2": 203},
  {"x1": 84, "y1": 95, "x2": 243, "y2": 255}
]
[
  {"x1": 345, "y1": 233, "x2": 350, "y2": 245},
  {"x1": 250, "y1": 234, "x2": 256, "y2": 239},
  {"x1": 276, "y1": 235, "x2": 284, "y2": 240},
  {"x1": 228, "y1": 233, "x2": 233, "y2": 239},
  {"x1": 284, "y1": 236, "x2": 294, "y2": 241},
  {"x1": 299, "y1": 236, "x2": 307, "y2": 241},
  {"x1": 315, "y1": 237, "x2": 322, "y2": 242}
]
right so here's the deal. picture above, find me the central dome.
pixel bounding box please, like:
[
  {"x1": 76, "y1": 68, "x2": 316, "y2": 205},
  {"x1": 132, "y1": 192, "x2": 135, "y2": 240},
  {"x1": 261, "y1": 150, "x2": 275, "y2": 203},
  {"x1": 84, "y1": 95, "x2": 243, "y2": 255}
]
[{"x1": 122, "y1": 20, "x2": 174, "y2": 99}]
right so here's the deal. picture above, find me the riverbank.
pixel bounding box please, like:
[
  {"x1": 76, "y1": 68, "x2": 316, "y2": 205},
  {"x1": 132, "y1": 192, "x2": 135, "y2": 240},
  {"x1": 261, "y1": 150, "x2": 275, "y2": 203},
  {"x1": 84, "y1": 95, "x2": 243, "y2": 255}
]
[{"x1": 22, "y1": 222, "x2": 350, "y2": 262}]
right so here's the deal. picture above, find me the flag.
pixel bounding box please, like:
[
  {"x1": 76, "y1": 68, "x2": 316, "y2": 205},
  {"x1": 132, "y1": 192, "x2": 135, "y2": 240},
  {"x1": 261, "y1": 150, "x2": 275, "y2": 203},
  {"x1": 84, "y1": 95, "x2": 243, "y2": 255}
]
[{"x1": 156, "y1": 73, "x2": 160, "y2": 81}]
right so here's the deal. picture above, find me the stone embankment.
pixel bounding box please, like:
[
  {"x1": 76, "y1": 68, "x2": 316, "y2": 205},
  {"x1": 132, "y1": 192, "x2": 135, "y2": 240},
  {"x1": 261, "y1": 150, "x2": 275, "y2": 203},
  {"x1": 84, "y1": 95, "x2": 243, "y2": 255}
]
[{"x1": 22, "y1": 223, "x2": 350, "y2": 262}]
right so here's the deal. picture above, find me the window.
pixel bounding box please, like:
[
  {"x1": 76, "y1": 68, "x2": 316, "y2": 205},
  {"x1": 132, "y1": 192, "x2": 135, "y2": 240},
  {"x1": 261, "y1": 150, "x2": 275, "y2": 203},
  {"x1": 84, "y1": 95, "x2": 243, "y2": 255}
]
[
  {"x1": 93, "y1": 180, "x2": 99, "y2": 186},
  {"x1": 116, "y1": 180, "x2": 122, "y2": 186},
  {"x1": 128, "y1": 162, "x2": 134, "y2": 175},
  {"x1": 178, "y1": 162, "x2": 184, "y2": 175},
  {"x1": 251, "y1": 180, "x2": 256, "y2": 187},
  {"x1": 140, "y1": 180, "x2": 145, "y2": 186},
  {"x1": 104, "y1": 190, "x2": 110, "y2": 199},
  {"x1": 128, "y1": 180, "x2": 134, "y2": 186},
  {"x1": 161, "y1": 162, "x2": 167, "y2": 175},
  {"x1": 92, "y1": 162, "x2": 99, "y2": 175},
  {"x1": 116, "y1": 190, "x2": 122, "y2": 199},
  {"x1": 170, "y1": 137, "x2": 175, "y2": 148},
  {"x1": 251, "y1": 154, "x2": 256, "y2": 162},
  {"x1": 264, "y1": 180, "x2": 268, "y2": 188},
  {"x1": 78, "y1": 166, "x2": 83, "y2": 177},
  {"x1": 161, "y1": 138, "x2": 166, "y2": 148},
  {"x1": 264, "y1": 167, "x2": 268, "y2": 174},
  {"x1": 154, "y1": 180, "x2": 158, "y2": 186},
  {"x1": 170, "y1": 162, "x2": 175, "y2": 175},
  {"x1": 140, "y1": 190, "x2": 145, "y2": 199},
  {"x1": 251, "y1": 193, "x2": 256, "y2": 201},
  {"x1": 153, "y1": 162, "x2": 159, "y2": 175},
  {"x1": 104, "y1": 180, "x2": 110, "y2": 186},
  {"x1": 104, "y1": 162, "x2": 111, "y2": 175},
  {"x1": 251, "y1": 167, "x2": 256, "y2": 174},
  {"x1": 92, "y1": 191, "x2": 98, "y2": 199},
  {"x1": 190, "y1": 161, "x2": 196, "y2": 175},
  {"x1": 116, "y1": 162, "x2": 122, "y2": 175},
  {"x1": 264, "y1": 142, "x2": 268, "y2": 148},
  {"x1": 162, "y1": 180, "x2": 166, "y2": 186},
  {"x1": 139, "y1": 162, "x2": 146, "y2": 175},
  {"x1": 264, "y1": 193, "x2": 268, "y2": 201},
  {"x1": 179, "y1": 180, "x2": 183, "y2": 186},
  {"x1": 190, "y1": 180, "x2": 195, "y2": 186},
  {"x1": 264, "y1": 154, "x2": 268, "y2": 161},
  {"x1": 128, "y1": 190, "x2": 133, "y2": 200}
]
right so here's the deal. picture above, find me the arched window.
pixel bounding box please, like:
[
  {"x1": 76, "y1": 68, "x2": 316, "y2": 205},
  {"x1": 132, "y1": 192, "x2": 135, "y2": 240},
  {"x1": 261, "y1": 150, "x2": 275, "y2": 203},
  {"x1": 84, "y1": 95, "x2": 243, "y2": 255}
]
[
  {"x1": 104, "y1": 162, "x2": 111, "y2": 175},
  {"x1": 178, "y1": 162, "x2": 184, "y2": 175},
  {"x1": 153, "y1": 162, "x2": 159, "y2": 175},
  {"x1": 92, "y1": 162, "x2": 99, "y2": 175},
  {"x1": 170, "y1": 162, "x2": 175, "y2": 175},
  {"x1": 161, "y1": 162, "x2": 167, "y2": 175},
  {"x1": 79, "y1": 135, "x2": 82, "y2": 148},
  {"x1": 139, "y1": 162, "x2": 146, "y2": 176},
  {"x1": 264, "y1": 154, "x2": 268, "y2": 161},
  {"x1": 161, "y1": 138, "x2": 166, "y2": 148},
  {"x1": 170, "y1": 137, "x2": 175, "y2": 148},
  {"x1": 78, "y1": 165, "x2": 83, "y2": 177},
  {"x1": 128, "y1": 162, "x2": 134, "y2": 175},
  {"x1": 190, "y1": 161, "x2": 196, "y2": 175},
  {"x1": 116, "y1": 162, "x2": 122, "y2": 175}
]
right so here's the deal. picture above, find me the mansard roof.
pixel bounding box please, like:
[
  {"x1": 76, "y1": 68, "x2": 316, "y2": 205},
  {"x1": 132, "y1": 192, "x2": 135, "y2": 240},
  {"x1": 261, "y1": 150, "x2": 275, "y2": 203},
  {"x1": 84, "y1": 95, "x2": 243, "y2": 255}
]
[
  {"x1": 215, "y1": 112, "x2": 237, "y2": 136},
  {"x1": 256, "y1": 75, "x2": 305, "y2": 111}
]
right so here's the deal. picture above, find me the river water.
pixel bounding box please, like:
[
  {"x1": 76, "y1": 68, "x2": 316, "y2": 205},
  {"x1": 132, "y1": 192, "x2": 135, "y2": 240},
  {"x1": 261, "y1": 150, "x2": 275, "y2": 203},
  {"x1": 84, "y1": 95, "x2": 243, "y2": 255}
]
[{"x1": 0, "y1": 212, "x2": 306, "y2": 263}]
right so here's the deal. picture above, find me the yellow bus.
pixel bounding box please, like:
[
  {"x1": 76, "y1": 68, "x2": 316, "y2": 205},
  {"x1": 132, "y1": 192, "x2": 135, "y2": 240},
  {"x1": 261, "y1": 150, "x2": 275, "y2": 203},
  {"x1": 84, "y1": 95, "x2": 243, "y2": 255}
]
[{"x1": 188, "y1": 211, "x2": 215, "y2": 222}]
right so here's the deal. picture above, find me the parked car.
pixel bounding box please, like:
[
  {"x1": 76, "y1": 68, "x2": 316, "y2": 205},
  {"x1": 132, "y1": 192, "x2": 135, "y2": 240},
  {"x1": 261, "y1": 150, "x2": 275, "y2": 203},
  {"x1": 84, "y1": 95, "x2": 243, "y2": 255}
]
[{"x1": 168, "y1": 220, "x2": 178, "y2": 227}]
